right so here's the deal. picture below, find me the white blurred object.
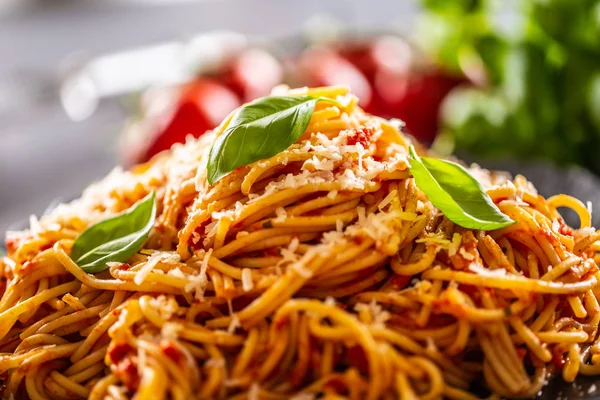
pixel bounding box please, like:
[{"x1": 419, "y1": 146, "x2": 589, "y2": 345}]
[
  {"x1": 60, "y1": 71, "x2": 98, "y2": 121},
  {"x1": 60, "y1": 31, "x2": 247, "y2": 121},
  {"x1": 303, "y1": 14, "x2": 345, "y2": 44},
  {"x1": 183, "y1": 31, "x2": 247, "y2": 74}
]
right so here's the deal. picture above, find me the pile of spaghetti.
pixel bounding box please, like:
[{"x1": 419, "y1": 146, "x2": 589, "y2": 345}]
[{"x1": 2, "y1": 86, "x2": 600, "y2": 400}]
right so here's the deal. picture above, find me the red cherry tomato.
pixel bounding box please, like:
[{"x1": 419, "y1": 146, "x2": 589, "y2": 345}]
[
  {"x1": 340, "y1": 35, "x2": 411, "y2": 83},
  {"x1": 143, "y1": 79, "x2": 241, "y2": 162},
  {"x1": 218, "y1": 48, "x2": 283, "y2": 102},
  {"x1": 375, "y1": 70, "x2": 463, "y2": 143},
  {"x1": 294, "y1": 46, "x2": 372, "y2": 109}
]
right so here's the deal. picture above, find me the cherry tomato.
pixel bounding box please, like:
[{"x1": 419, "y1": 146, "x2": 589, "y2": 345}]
[
  {"x1": 217, "y1": 48, "x2": 283, "y2": 102},
  {"x1": 375, "y1": 70, "x2": 463, "y2": 143},
  {"x1": 142, "y1": 79, "x2": 240, "y2": 162},
  {"x1": 293, "y1": 46, "x2": 372, "y2": 109}
]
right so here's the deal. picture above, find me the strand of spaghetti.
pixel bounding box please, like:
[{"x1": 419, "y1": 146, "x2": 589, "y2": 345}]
[
  {"x1": 241, "y1": 152, "x2": 320, "y2": 194},
  {"x1": 478, "y1": 330, "x2": 526, "y2": 394},
  {"x1": 236, "y1": 232, "x2": 318, "y2": 254},
  {"x1": 391, "y1": 244, "x2": 437, "y2": 275},
  {"x1": 237, "y1": 251, "x2": 329, "y2": 326},
  {"x1": 446, "y1": 318, "x2": 471, "y2": 356},
  {"x1": 136, "y1": 339, "x2": 195, "y2": 397},
  {"x1": 65, "y1": 345, "x2": 108, "y2": 376},
  {"x1": 53, "y1": 242, "x2": 182, "y2": 293},
  {"x1": 547, "y1": 194, "x2": 592, "y2": 228},
  {"x1": 368, "y1": 326, "x2": 424, "y2": 355},
  {"x1": 48, "y1": 371, "x2": 90, "y2": 398},
  {"x1": 510, "y1": 318, "x2": 552, "y2": 362},
  {"x1": 267, "y1": 209, "x2": 358, "y2": 229},
  {"x1": 231, "y1": 325, "x2": 261, "y2": 377},
  {"x1": 272, "y1": 299, "x2": 385, "y2": 400},
  {"x1": 288, "y1": 191, "x2": 364, "y2": 216},
  {"x1": 70, "y1": 308, "x2": 120, "y2": 363},
  {"x1": 199, "y1": 344, "x2": 225, "y2": 399},
  {"x1": 19, "y1": 290, "x2": 103, "y2": 339},
  {"x1": 416, "y1": 279, "x2": 443, "y2": 327},
  {"x1": 258, "y1": 323, "x2": 290, "y2": 380},
  {"x1": 563, "y1": 343, "x2": 581, "y2": 382},
  {"x1": 24, "y1": 360, "x2": 58, "y2": 400},
  {"x1": 575, "y1": 231, "x2": 600, "y2": 255},
  {"x1": 322, "y1": 197, "x2": 362, "y2": 215},
  {"x1": 37, "y1": 304, "x2": 108, "y2": 335},
  {"x1": 135, "y1": 357, "x2": 168, "y2": 400},
  {"x1": 0, "y1": 263, "x2": 68, "y2": 313},
  {"x1": 14, "y1": 334, "x2": 70, "y2": 355},
  {"x1": 211, "y1": 227, "x2": 321, "y2": 258},
  {"x1": 0, "y1": 280, "x2": 80, "y2": 340},
  {"x1": 422, "y1": 268, "x2": 597, "y2": 294},
  {"x1": 536, "y1": 330, "x2": 589, "y2": 343},
  {"x1": 305, "y1": 269, "x2": 390, "y2": 298}
]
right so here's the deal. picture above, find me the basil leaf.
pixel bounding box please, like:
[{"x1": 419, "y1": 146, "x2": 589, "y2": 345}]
[
  {"x1": 407, "y1": 146, "x2": 514, "y2": 230},
  {"x1": 207, "y1": 96, "x2": 322, "y2": 185},
  {"x1": 70, "y1": 191, "x2": 157, "y2": 273}
]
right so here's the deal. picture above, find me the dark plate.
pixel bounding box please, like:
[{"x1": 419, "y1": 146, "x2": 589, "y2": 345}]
[{"x1": 1, "y1": 161, "x2": 600, "y2": 399}]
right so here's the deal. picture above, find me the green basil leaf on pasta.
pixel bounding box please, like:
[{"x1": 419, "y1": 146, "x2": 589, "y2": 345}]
[
  {"x1": 407, "y1": 145, "x2": 514, "y2": 230},
  {"x1": 70, "y1": 191, "x2": 157, "y2": 273},
  {"x1": 207, "y1": 95, "x2": 327, "y2": 185}
]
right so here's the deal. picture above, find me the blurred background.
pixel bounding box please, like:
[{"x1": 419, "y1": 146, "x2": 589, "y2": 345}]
[{"x1": 2, "y1": 0, "x2": 600, "y2": 234}]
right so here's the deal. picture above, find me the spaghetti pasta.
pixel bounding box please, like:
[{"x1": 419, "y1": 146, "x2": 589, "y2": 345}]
[{"x1": 1, "y1": 85, "x2": 599, "y2": 399}]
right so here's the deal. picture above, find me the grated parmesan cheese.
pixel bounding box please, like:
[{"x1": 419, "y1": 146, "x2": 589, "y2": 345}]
[
  {"x1": 357, "y1": 207, "x2": 366, "y2": 224},
  {"x1": 228, "y1": 314, "x2": 241, "y2": 334},
  {"x1": 184, "y1": 248, "x2": 213, "y2": 300},
  {"x1": 354, "y1": 299, "x2": 390, "y2": 326},
  {"x1": 134, "y1": 251, "x2": 181, "y2": 285},
  {"x1": 579, "y1": 227, "x2": 596, "y2": 237},
  {"x1": 458, "y1": 247, "x2": 475, "y2": 261},
  {"x1": 168, "y1": 267, "x2": 186, "y2": 279},
  {"x1": 137, "y1": 346, "x2": 147, "y2": 376},
  {"x1": 303, "y1": 155, "x2": 335, "y2": 171},
  {"x1": 28, "y1": 215, "x2": 40, "y2": 235},
  {"x1": 289, "y1": 249, "x2": 316, "y2": 279},
  {"x1": 552, "y1": 219, "x2": 561, "y2": 233},
  {"x1": 248, "y1": 383, "x2": 260, "y2": 400},
  {"x1": 241, "y1": 268, "x2": 254, "y2": 292},
  {"x1": 347, "y1": 208, "x2": 418, "y2": 246},
  {"x1": 205, "y1": 358, "x2": 225, "y2": 369},
  {"x1": 289, "y1": 393, "x2": 315, "y2": 400},
  {"x1": 227, "y1": 299, "x2": 240, "y2": 333},
  {"x1": 378, "y1": 190, "x2": 397, "y2": 210},
  {"x1": 449, "y1": 233, "x2": 462, "y2": 257},
  {"x1": 291, "y1": 263, "x2": 313, "y2": 278},
  {"x1": 274, "y1": 207, "x2": 287, "y2": 222},
  {"x1": 191, "y1": 231, "x2": 201, "y2": 244},
  {"x1": 62, "y1": 293, "x2": 86, "y2": 311},
  {"x1": 161, "y1": 322, "x2": 183, "y2": 339},
  {"x1": 336, "y1": 219, "x2": 344, "y2": 233}
]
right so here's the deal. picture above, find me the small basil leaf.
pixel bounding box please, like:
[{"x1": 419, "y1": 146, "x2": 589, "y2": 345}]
[
  {"x1": 70, "y1": 191, "x2": 157, "y2": 273},
  {"x1": 207, "y1": 95, "x2": 322, "y2": 185},
  {"x1": 407, "y1": 146, "x2": 514, "y2": 230}
]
